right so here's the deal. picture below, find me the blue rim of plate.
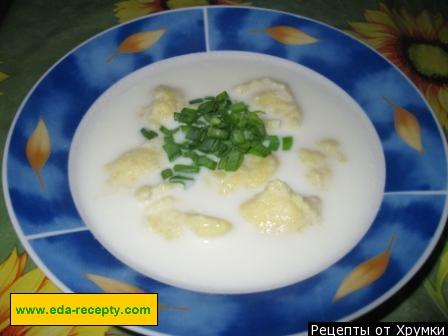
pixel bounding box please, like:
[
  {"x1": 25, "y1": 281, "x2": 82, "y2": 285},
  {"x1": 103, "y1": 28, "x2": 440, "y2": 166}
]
[{"x1": 3, "y1": 6, "x2": 448, "y2": 336}]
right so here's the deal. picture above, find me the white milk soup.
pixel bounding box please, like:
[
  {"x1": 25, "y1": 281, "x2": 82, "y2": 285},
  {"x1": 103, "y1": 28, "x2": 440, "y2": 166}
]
[{"x1": 69, "y1": 51, "x2": 385, "y2": 293}]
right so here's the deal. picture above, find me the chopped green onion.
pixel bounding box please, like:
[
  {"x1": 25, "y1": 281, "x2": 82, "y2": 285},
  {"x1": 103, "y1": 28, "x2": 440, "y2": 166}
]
[
  {"x1": 282, "y1": 136, "x2": 294, "y2": 150},
  {"x1": 182, "y1": 141, "x2": 197, "y2": 151},
  {"x1": 185, "y1": 126, "x2": 204, "y2": 141},
  {"x1": 174, "y1": 107, "x2": 198, "y2": 124},
  {"x1": 218, "y1": 155, "x2": 227, "y2": 170},
  {"x1": 266, "y1": 135, "x2": 280, "y2": 151},
  {"x1": 231, "y1": 129, "x2": 245, "y2": 144},
  {"x1": 140, "y1": 128, "x2": 158, "y2": 141},
  {"x1": 198, "y1": 138, "x2": 218, "y2": 153},
  {"x1": 180, "y1": 125, "x2": 190, "y2": 134},
  {"x1": 169, "y1": 175, "x2": 194, "y2": 186},
  {"x1": 163, "y1": 133, "x2": 174, "y2": 141},
  {"x1": 173, "y1": 164, "x2": 200, "y2": 173},
  {"x1": 237, "y1": 142, "x2": 251, "y2": 153},
  {"x1": 189, "y1": 98, "x2": 204, "y2": 104},
  {"x1": 229, "y1": 102, "x2": 247, "y2": 113},
  {"x1": 244, "y1": 129, "x2": 258, "y2": 140},
  {"x1": 216, "y1": 142, "x2": 231, "y2": 157},
  {"x1": 249, "y1": 142, "x2": 271, "y2": 157},
  {"x1": 225, "y1": 150, "x2": 244, "y2": 171},
  {"x1": 210, "y1": 116, "x2": 222, "y2": 126},
  {"x1": 207, "y1": 127, "x2": 229, "y2": 139},
  {"x1": 215, "y1": 91, "x2": 230, "y2": 102},
  {"x1": 170, "y1": 175, "x2": 194, "y2": 180},
  {"x1": 184, "y1": 151, "x2": 200, "y2": 162},
  {"x1": 159, "y1": 125, "x2": 178, "y2": 136},
  {"x1": 154, "y1": 92, "x2": 294, "y2": 184},
  {"x1": 197, "y1": 156, "x2": 217, "y2": 170},
  {"x1": 162, "y1": 141, "x2": 181, "y2": 161},
  {"x1": 198, "y1": 101, "x2": 215, "y2": 114},
  {"x1": 161, "y1": 168, "x2": 173, "y2": 179}
]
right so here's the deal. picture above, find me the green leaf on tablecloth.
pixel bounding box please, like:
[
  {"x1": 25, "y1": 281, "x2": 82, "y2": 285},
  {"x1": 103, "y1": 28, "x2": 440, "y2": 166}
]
[
  {"x1": 424, "y1": 279, "x2": 448, "y2": 320},
  {"x1": 435, "y1": 249, "x2": 448, "y2": 290}
]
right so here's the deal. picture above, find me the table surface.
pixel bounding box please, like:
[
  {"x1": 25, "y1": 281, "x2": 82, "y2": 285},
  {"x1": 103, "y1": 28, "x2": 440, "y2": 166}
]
[{"x1": 1, "y1": 0, "x2": 448, "y2": 334}]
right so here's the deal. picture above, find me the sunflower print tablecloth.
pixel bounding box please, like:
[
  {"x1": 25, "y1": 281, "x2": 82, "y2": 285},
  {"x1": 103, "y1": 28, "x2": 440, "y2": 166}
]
[{"x1": 1, "y1": 0, "x2": 447, "y2": 335}]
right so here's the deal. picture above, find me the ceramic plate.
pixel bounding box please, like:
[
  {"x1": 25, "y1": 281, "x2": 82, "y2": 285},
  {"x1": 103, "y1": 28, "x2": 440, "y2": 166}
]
[{"x1": 3, "y1": 6, "x2": 448, "y2": 336}]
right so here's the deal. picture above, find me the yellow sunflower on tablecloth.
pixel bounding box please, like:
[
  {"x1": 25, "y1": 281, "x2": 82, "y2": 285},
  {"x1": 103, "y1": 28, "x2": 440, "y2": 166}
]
[
  {"x1": 114, "y1": 0, "x2": 251, "y2": 23},
  {"x1": 0, "y1": 248, "x2": 110, "y2": 336},
  {"x1": 348, "y1": 3, "x2": 448, "y2": 129}
]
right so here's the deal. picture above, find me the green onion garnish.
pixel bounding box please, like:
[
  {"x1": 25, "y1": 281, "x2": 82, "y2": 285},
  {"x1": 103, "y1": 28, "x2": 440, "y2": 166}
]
[
  {"x1": 282, "y1": 136, "x2": 294, "y2": 150},
  {"x1": 189, "y1": 98, "x2": 204, "y2": 104},
  {"x1": 224, "y1": 150, "x2": 244, "y2": 171},
  {"x1": 161, "y1": 168, "x2": 173, "y2": 180},
  {"x1": 266, "y1": 135, "x2": 280, "y2": 151},
  {"x1": 140, "y1": 128, "x2": 158, "y2": 141},
  {"x1": 162, "y1": 141, "x2": 181, "y2": 161},
  {"x1": 198, "y1": 101, "x2": 215, "y2": 114},
  {"x1": 185, "y1": 126, "x2": 204, "y2": 141},
  {"x1": 207, "y1": 127, "x2": 229, "y2": 139},
  {"x1": 198, "y1": 138, "x2": 218, "y2": 153},
  {"x1": 174, "y1": 107, "x2": 198, "y2": 124},
  {"x1": 169, "y1": 175, "x2": 194, "y2": 186},
  {"x1": 231, "y1": 129, "x2": 245, "y2": 144},
  {"x1": 249, "y1": 142, "x2": 271, "y2": 157},
  {"x1": 153, "y1": 91, "x2": 293, "y2": 183},
  {"x1": 159, "y1": 125, "x2": 179, "y2": 136},
  {"x1": 196, "y1": 156, "x2": 217, "y2": 170},
  {"x1": 173, "y1": 164, "x2": 200, "y2": 173},
  {"x1": 229, "y1": 102, "x2": 247, "y2": 113},
  {"x1": 215, "y1": 91, "x2": 230, "y2": 102}
]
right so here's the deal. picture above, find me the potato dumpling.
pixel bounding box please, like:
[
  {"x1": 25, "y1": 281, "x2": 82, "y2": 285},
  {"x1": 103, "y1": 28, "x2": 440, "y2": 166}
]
[
  {"x1": 240, "y1": 179, "x2": 321, "y2": 234},
  {"x1": 207, "y1": 155, "x2": 278, "y2": 194},
  {"x1": 146, "y1": 210, "x2": 232, "y2": 239},
  {"x1": 145, "y1": 196, "x2": 177, "y2": 214},
  {"x1": 299, "y1": 148, "x2": 332, "y2": 188},
  {"x1": 185, "y1": 213, "x2": 232, "y2": 238},
  {"x1": 146, "y1": 86, "x2": 184, "y2": 127},
  {"x1": 146, "y1": 211, "x2": 184, "y2": 240},
  {"x1": 305, "y1": 167, "x2": 332, "y2": 189},
  {"x1": 135, "y1": 182, "x2": 178, "y2": 203},
  {"x1": 253, "y1": 91, "x2": 300, "y2": 128},
  {"x1": 105, "y1": 146, "x2": 162, "y2": 187},
  {"x1": 299, "y1": 139, "x2": 346, "y2": 189},
  {"x1": 318, "y1": 139, "x2": 347, "y2": 162},
  {"x1": 299, "y1": 148, "x2": 327, "y2": 167},
  {"x1": 232, "y1": 78, "x2": 301, "y2": 129}
]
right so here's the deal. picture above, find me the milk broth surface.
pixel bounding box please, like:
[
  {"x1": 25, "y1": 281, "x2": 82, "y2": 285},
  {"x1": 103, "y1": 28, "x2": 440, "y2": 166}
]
[{"x1": 69, "y1": 52, "x2": 385, "y2": 293}]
